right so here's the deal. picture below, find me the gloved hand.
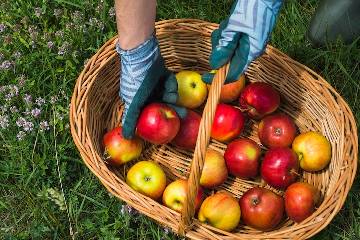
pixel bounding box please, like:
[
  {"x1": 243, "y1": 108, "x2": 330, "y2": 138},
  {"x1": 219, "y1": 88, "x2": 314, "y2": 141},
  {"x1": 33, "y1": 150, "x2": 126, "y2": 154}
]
[
  {"x1": 202, "y1": 0, "x2": 283, "y2": 84},
  {"x1": 116, "y1": 34, "x2": 186, "y2": 139}
]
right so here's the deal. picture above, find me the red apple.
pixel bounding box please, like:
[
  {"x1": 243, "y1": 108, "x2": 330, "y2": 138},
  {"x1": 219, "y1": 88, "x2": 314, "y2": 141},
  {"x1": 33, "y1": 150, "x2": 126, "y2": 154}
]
[
  {"x1": 224, "y1": 138, "x2": 261, "y2": 179},
  {"x1": 258, "y1": 113, "x2": 297, "y2": 148},
  {"x1": 162, "y1": 179, "x2": 204, "y2": 213},
  {"x1": 136, "y1": 103, "x2": 180, "y2": 144},
  {"x1": 171, "y1": 110, "x2": 201, "y2": 150},
  {"x1": 103, "y1": 126, "x2": 143, "y2": 166},
  {"x1": 285, "y1": 182, "x2": 320, "y2": 223},
  {"x1": 240, "y1": 187, "x2": 284, "y2": 231},
  {"x1": 211, "y1": 103, "x2": 246, "y2": 142},
  {"x1": 261, "y1": 147, "x2": 299, "y2": 189},
  {"x1": 239, "y1": 82, "x2": 280, "y2": 119}
]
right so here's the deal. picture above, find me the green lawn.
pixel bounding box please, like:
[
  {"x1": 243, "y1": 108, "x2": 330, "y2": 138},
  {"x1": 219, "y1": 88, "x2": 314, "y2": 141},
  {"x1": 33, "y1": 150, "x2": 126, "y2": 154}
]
[{"x1": 0, "y1": 0, "x2": 359, "y2": 239}]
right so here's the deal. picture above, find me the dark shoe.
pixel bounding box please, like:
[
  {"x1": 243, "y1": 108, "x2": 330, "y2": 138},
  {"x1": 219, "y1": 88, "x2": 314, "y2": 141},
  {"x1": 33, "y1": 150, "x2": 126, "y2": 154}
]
[{"x1": 307, "y1": 0, "x2": 360, "y2": 46}]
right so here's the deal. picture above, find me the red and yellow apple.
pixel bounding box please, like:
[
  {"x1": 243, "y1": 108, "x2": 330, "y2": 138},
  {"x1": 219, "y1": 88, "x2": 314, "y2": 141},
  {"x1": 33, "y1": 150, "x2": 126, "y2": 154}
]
[
  {"x1": 239, "y1": 187, "x2": 284, "y2": 231},
  {"x1": 103, "y1": 126, "x2": 143, "y2": 166},
  {"x1": 285, "y1": 182, "x2": 320, "y2": 223},
  {"x1": 126, "y1": 161, "x2": 167, "y2": 200},
  {"x1": 292, "y1": 131, "x2": 331, "y2": 171},
  {"x1": 261, "y1": 147, "x2": 299, "y2": 189},
  {"x1": 171, "y1": 110, "x2": 201, "y2": 150},
  {"x1": 211, "y1": 103, "x2": 246, "y2": 142},
  {"x1": 224, "y1": 138, "x2": 261, "y2": 179},
  {"x1": 198, "y1": 192, "x2": 241, "y2": 232},
  {"x1": 162, "y1": 179, "x2": 204, "y2": 213},
  {"x1": 258, "y1": 113, "x2": 297, "y2": 148},
  {"x1": 220, "y1": 74, "x2": 246, "y2": 103},
  {"x1": 136, "y1": 103, "x2": 180, "y2": 145},
  {"x1": 239, "y1": 82, "x2": 280, "y2": 119},
  {"x1": 176, "y1": 70, "x2": 208, "y2": 109},
  {"x1": 207, "y1": 71, "x2": 246, "y2": 103},
  {"x1": 200, "y1": 148, "x2": 228, "y2": 188}
]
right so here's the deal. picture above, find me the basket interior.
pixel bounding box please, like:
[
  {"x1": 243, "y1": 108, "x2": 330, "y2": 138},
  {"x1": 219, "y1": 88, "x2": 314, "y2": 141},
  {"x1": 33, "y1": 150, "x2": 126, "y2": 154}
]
[{"x1": 76, "y1": 21, "x2": 357, "y2": 239}]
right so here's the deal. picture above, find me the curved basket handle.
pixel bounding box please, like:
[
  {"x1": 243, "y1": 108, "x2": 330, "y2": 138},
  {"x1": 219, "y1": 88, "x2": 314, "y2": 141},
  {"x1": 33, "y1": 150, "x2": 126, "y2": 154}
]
[{"x1": 178, "y1": 64, "x2": 229, "y2": 235}]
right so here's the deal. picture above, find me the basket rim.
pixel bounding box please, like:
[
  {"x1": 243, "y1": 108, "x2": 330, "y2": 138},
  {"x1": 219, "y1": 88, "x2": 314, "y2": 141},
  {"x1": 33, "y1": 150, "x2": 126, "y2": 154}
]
[{"x1": 69, "y1": 18, "x2": 358, "y2": 239}]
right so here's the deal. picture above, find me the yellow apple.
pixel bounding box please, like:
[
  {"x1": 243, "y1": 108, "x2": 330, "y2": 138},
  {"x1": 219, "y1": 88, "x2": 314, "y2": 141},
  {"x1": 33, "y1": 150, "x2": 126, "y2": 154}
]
[
  {"x1": 176, "y1": 70, "x2": 208, "y2": 109},
  {"x1": 292, "y1": 131, "x2": 332, "y2": 171},
  {"x1": 200, "y1": 149, "x2": 228, "y2": 188},
  {"x1": 198, "y1": 192, "x2": 241, "y2": 232},
  {"x1": 162, "y1": 179, "x2": 204, "y2": 213},
  {"x1": 126, "y1": 161, "x2": 167, "y2": 200}
]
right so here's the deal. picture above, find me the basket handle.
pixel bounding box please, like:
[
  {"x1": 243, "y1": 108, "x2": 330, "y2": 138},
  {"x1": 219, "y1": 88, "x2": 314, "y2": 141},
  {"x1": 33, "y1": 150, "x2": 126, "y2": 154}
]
[{"x1": 178, "y1": 64, "x2": 229, "y2": 235}]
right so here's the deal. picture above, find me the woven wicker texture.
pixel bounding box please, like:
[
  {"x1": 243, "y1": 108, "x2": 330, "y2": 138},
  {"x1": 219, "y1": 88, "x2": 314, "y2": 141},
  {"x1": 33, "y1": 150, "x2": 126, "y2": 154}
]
[{"x1": 70, "y1": 19, "x2": 358, "y2": 239}]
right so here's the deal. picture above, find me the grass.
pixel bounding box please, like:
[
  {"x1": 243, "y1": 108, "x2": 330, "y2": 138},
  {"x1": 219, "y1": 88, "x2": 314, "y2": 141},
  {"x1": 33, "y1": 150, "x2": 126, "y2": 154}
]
[{"x1": 0, "y1": 0, "x2": 359, "y2": 239}]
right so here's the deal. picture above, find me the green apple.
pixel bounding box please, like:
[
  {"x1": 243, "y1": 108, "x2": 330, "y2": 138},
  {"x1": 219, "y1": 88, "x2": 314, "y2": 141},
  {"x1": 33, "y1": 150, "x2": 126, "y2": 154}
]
[
  {"x1": 176, "y1": 70, "x2": 208, "y2": 109},
  {"x1": 126, "y1": 161, "x2": 167, "y2": 200}
]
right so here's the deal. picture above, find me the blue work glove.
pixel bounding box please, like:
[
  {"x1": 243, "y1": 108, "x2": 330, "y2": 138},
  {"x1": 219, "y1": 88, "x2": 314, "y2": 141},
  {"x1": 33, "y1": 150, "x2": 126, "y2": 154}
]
[
  {"x1": 202, "y1": 0, "x2": 283, "y2": 84},
  {"x1": 116, "y1": 34, "x2": 186, "y2": 139}
]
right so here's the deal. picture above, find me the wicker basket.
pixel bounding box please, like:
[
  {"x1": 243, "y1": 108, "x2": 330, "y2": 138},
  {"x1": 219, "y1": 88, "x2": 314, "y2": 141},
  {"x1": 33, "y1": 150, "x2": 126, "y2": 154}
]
[{"x1": 70, "y1": 19, "x2": 358, "y2": 239}]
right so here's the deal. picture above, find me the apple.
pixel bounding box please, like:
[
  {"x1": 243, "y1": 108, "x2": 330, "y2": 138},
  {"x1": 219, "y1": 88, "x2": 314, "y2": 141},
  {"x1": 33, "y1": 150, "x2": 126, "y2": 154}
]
[
  {"x1": 261, "y1": 147, "x2": 299, "y2": 189},
  {"x1": 285, "y1": 182, "x2": 320, "y2": 223},
  {"x1": 207, "y1": 71, "x2": 246, "y2": 103},
  {"x1": 171, "y1": 110, "x2": 201, "y2": 150},
  {"x1": 224, "y1": 138, "x2": 261, "y2": 179},
  {"x1": 103, "y1": 126, "x2": 143, "y2": 166},
  {"x1": 162, "y1": 179, "x2": 204, "y2": 213},
  {"x1": 220, "y1": 74, "x2": 246, "y2": 103},
  {"x1": 198, "y1": 192, "x2": 241, "y2": 232},
  {"x1": 126, "y1": 161, "x2": 167, "y2": 200},
  {"x1": 176, "y1": 70, "x2": 208, "y2": 109},
  {"x1": 211, "y1": 103, "x2": 246, "y2": 142},
  {"x1": 239, "y1": 82, "x2": 280, "y2": 119},
  {"x1": 292, "y1": 131, "x2": 332, "y2": 172},
  {"x1": 258, "y1": 113, "x2": 297, "y2": 148},
  {"x1": 239, "y1": 187, "x2": 284, "y2": 231},
  {"x1": 136, "y1": 103, "x2": 180, "y2": 145},
  {"x1": 200, "y1": 148, "x2": 228, "y2": 188}
]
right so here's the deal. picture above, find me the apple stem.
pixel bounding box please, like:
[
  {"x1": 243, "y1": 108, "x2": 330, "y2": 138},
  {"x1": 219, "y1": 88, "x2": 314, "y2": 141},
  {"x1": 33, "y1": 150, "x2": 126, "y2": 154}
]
[
  {"x1": 290, "y1": 169, "x2": 301, "y2": 177},
  {"x1": 275, "y1": 128, "x2": 282, "y2": 136},
  {"x1": 103, "y1": 149, "x2": 111, "y2": 163},
  {"x1": 251, "y1": 197, "x2": 259, "y2": 206},
  {"x1": 240, "y1": 106, "x2": 250, "y2": 112}
]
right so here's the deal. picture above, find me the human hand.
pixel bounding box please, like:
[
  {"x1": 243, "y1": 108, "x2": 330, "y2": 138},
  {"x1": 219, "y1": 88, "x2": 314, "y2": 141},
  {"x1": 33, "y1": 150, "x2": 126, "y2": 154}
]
[
  {"x1": 202, "y1": 0, "x2": 283, "y2": 84},
  {"x1": 116, "y1": 35, "x2": 186, "y2": 139}
]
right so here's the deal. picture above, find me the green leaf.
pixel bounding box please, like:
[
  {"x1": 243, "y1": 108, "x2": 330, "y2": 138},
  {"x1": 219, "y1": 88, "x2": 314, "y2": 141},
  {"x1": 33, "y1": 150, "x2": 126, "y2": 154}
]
[
  {"x1": 0, "y1": 200, "x2": 8, "y2": 209},
  {"x1": 66, "y1": 60, "x2": 75, "y2": 70},
  {"x1": 54, "y1": 0, "x2": 83, "y2": 9},
  {"x1": 18, "y1": 36, "x2": 29, "y2": 49}
]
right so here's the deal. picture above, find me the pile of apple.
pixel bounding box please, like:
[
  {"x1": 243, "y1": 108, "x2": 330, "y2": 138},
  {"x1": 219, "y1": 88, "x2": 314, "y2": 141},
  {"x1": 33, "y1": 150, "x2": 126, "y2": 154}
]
[{"x1": 103, "y1": 71, "x2": 332, "y2": 232}]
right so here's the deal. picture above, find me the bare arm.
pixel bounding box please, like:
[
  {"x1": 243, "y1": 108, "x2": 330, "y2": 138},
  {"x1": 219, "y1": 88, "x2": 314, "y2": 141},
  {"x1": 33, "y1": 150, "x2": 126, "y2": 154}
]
[{"x1": 115, "y1": 0, "x2": 156, "y2": 50}]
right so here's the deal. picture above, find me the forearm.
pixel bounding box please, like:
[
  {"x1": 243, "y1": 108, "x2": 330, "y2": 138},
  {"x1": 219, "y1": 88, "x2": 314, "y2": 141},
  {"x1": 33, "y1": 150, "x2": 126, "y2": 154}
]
[{"x1": 115, "y1": 0, "x2": 156, "y2": 50}]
